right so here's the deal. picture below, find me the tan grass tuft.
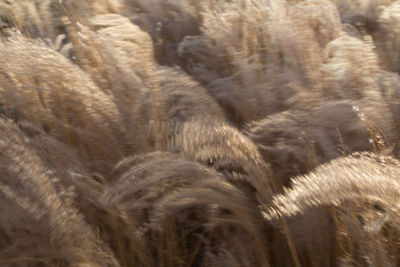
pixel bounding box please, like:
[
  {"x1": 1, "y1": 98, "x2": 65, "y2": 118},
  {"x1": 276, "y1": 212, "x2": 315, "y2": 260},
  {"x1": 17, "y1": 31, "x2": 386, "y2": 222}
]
[
  {"x1": 101, "y1": 151, "x2": 270, "y2": 266},
  {"x1": 245, "y1": 99, "x2": 397, "y2": 190},
  {"x1": 0, "y1": 116, "x2": 119, "y2": 266},
  {"x1": 263, "y1": 152, "x2": 400, "y2": 266},
  {"x1": 0, "y1": 33, "x2": 126, "y2": 175}
]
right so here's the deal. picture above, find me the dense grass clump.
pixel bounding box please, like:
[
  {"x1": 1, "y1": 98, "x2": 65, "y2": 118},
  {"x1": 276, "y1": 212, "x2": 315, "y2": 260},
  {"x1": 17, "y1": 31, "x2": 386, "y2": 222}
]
[{"x1": 1, "y1": 0, "x2": 400, "y2": 266}]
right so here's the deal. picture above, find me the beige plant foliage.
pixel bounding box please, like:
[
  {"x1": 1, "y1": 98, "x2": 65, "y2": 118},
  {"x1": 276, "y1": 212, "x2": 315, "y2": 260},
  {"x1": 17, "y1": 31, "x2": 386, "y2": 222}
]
[
  {"x1": 0, "y1": 0, "x2": 400, "y2": 265},
  {"x1": 0, "y1": 117, "x2": 119, "y2": 267},
  {"x1": 178, "y1": 0, "x2": 342, "y2": 125},
  {"x1": 169, "y1": 118, "x2": 273, "y2": 205},
  {"x1": 63, "y1": 13, "x2": 149, "y2": 96},
  {"x1": 88, "y1": 13, "x2": 156, "y2": 82},
  {"x1": 153, "y1": 67, "x2": 225, "y2": 123},
  {"x1": 0, "y1": 0, "x2": 63, "y2": 39},
  {"x1": 121, "y1": 0, "x2": 213, "y2": 65},
  {"x1": 378, "y1": 70, "x2": 400, "y2": 134},
  {"x1": 15, "y1": 120, "x2": 90, "y2": 184},
  {"x1": 67, "y1": 0, "x2": 123, "y2": 15},
  {"x1": 0, "y1": 34, "x2": 126, "y2": 175},
  {"x1": 265, "y1": 152, "x2": 400, "y2": 219},
  {"x1": 245, "y1": 99, "x2": 397, "y2": 189},
  {"x1": 329, "y1": 0, "x2": 391, "y2": 25},
  {"x1": 176, "y1": 0, "x2": 287, "y2": 124},
  {"x1": 263, "y1": 152, "x2": 400, "y2": 266},
  {"x1": 289, "y1": 0, "x2": 342, "y2": 48},
  {"x1": 0, "y1": 0, "x2": 122, "y2": 39},
  {"x1": 320, "y1": 34, "x2": 383, "y2": 100},
  {"x1": 101, "y1": 151, "x2": 270, "y2": 267},
  {"x1": 133, "y1": 66, "x2": 225, "y2": 151},
  {"x1": 378, "y1": 1, "x2": 400, "y2": 72}
]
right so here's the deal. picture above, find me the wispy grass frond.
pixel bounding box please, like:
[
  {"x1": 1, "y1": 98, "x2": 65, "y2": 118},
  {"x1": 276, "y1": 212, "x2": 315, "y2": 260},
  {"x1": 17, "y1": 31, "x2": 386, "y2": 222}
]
[
  {"x1": 263, "y1": 152, "x2": 400, "y2": 266},
  {"x1": 0, "y1": 33, "x2": 125, "y2": 175},
  {"x1": 0, "y1": 0, "x2": 63, "y2": 39},
  {"x1": 170, "y1": 118, "x2": 273, "y2": 205},
  {"x1": 264, "y1": 152, "x2": 400, "y2": 220},
  {"x1": 0, "y1": 116, "x2": 119, "y2": 267},
  {"x1": 102, "y1": 151, "x2": 270, "y2": 266},
  {"x1": 245, "y1": 99, "x2": 396, "y2": 189}
]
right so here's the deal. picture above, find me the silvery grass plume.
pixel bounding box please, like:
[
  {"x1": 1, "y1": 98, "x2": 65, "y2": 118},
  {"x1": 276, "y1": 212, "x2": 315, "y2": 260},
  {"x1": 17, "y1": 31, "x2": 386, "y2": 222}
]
[
  {"x1": 0, "y1": 0, "x2": 63, "y2": 39},
  {"x1": 80, "y1": 14, "x2": 224, "y2": 151},
  {"x1": 14, "y1": 120, "x2": 91, "y2": 184},
  {"x1": 263, "y1": 152, "x2": 400, "y2": 266},
  {"x1": 289, "y1": 0, "x2": 342, "y2": 48},
  {"x1": 64, "y1": 12, "x2": 169, "y2": 151},
  {"x1": 169, "y1": 118, "x2": 273, "y2": 206},
  {"x1": 0, "y1": 0, "x2": 123, "y2": 40},
  {"x1": 151, "y1": 66, "x2": 225, "y2": 125},
  {"x1": 0, "y1": 116, "x2": 119, "y2": 267},
  {"x1": 99, "y1": 151, "x2": 270, "y2": 267},
  {"x1": 62, "y1": 0, "x2": 123, "y2": 16},
  {"x1": 378, "y1": 70, "x2": 400, "y2": 135},
  {"x1": 178, "y1": 0, "x2": 289, "y2": 125},
  {"x1": 245, "y1": 99, "x2": 396, "y2": 190},
  {"x1": 87, "y1": 13, "x2": 156, "y2": 83},
  {"x1": 178, "y1": 0, "x2": 342, "y2": 126},
  {"x1": 378, "y1": 1, "x2": 400, "y2": 73},
  {"x1": 63, "y1": 13, "x2": 151, "y2": 98},
  {"x1": 320, "y1": 34, "x2": 383, "y2": 100},
  {"x1": 134, "y1": 66, "x2": 225, "y2": 151},
  {"x1": 327, "y1": 0, "x2": 392, "y2": 34},
  {"x1": 121, "y1": 0, "x2": 212, "y2": 65},
  {"x1": 0, "y1": 33, "x2": 126, "y2": 176},
  {"x1": 12, "y1": 120, "x2": 107, "y2": 209},
  {"x1": 321, "y1": 0, "x2": 400, "y2": 77}
]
